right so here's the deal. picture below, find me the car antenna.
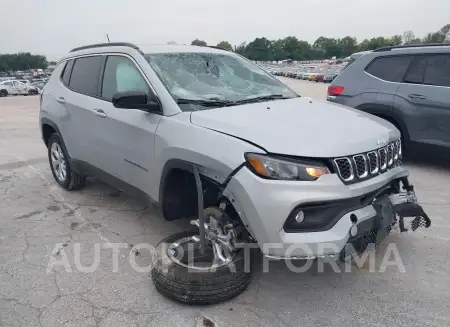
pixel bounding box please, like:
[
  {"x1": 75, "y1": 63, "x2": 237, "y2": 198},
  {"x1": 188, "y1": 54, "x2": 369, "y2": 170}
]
[{"x1": 106, "y1": 33, "x2": 111, "y2": 43}]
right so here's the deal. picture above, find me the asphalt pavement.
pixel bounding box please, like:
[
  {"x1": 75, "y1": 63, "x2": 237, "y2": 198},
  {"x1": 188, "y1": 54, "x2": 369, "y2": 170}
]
[{"x1": 1, "y1": 80, "x2": 449, "y2": 327}]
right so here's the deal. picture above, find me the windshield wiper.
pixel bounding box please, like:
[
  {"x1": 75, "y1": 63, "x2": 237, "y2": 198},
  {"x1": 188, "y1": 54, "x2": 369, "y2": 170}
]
[
  {"x1": 234, "y1": 94, "x2": 297, "y2": 105},
  {"x1": 176, "y1": 98, "x2": 233, "y2": 107}
]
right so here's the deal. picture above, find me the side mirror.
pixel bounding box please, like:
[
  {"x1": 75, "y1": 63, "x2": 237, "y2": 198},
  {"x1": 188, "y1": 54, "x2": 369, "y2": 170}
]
[{"x1": 112, "y1": 90, "x2": 161, "y2": 112}]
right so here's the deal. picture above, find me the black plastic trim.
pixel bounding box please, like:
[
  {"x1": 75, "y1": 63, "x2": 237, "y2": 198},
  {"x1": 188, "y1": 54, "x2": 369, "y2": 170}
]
[
  {"x1": 222, "y1": 163, "x2": 246, "y2": 188},
  {"x1": 283, "y1": 178, "x2": 402, "y2": 233},
  {"x1": 70, "y1": 42, "x2": 142, "y2": 53},
  {"x1": 373, "y1": 43, "x2": 450, "y2": 52},
  {"x1": 70, "y1": 159, "x2": 152, "y2": 205},
  {"x1": 158, "y1": 159, "x2": 198, "y2": 208}
]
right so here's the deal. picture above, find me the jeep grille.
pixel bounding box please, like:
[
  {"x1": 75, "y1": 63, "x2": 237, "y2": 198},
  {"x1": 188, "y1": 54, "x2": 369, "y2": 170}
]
[{"x1": 333, "y1": 140, "x2": 401, "y2": 183}]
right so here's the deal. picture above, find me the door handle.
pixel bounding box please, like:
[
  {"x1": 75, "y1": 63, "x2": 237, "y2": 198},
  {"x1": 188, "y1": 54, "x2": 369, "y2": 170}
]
[
  {"x1": 93, "y1": 109, "x2": 107, "y2": 118},
  {"x1": 56, "y1": 96, "x2": 66, "y2": 104},
  {"x1": 408, "y1": 94, "x2": 427, "y2": 100}
]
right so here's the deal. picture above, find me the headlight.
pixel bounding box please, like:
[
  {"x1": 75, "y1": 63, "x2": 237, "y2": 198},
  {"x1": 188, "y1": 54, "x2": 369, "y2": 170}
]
[{"x1": 245, "y1": 153, "x2": 330, "y2": 181}]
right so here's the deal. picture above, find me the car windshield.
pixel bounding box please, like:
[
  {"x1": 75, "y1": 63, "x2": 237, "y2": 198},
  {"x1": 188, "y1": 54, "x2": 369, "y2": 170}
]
[{"x1": 145, "y1": 52, "x2": 298, "y2": 109}]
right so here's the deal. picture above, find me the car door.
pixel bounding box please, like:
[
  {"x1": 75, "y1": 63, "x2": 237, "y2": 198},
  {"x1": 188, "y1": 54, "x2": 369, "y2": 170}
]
[
  {"x1": 394, "y1": 54, "x2": 450, "y2": 148},
  {"x1": 62, "y1": 55, "x2": 109, "y2": 170},
  {"x1": 2, "y1": 81, "x2": 15, "y2": 94},
  {"x1": 93, "y1": 54, "x2": 162, "y2": 195},
  {"x1": 14, "y1": 81, "x2": 27, "y2": 94}
]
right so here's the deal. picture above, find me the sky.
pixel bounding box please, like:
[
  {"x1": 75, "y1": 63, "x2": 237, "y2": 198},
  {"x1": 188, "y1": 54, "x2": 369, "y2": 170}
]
[{"x1": 1, "y1": 0, "x2": 449, "y2": 60}]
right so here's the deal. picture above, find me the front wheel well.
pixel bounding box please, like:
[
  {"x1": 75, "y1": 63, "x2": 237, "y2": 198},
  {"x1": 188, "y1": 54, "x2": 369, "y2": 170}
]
[
  {"x1": 161, "y1": 168, "x2": 222, "y2": 221},
  {"x1": 42, "y1": 123, "x2": 57, "y2": 147},
  {"x1": 160, "y1": 167, "x2": 242, "y2": 226}
]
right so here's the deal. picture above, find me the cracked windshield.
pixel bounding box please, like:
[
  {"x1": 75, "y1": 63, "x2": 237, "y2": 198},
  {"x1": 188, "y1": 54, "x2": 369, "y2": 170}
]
[
  {"x1": 1, "y1": 0, "x2": 450, "y2": 326},
  {"x1": 146, "y1": 52, "x2": 297, "y2": 109}
]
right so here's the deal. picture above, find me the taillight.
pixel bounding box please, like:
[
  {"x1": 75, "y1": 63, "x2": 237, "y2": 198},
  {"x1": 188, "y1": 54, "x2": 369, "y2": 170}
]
[{"x1": 327, "y1": 85, "x2": 344, "y2": 96}]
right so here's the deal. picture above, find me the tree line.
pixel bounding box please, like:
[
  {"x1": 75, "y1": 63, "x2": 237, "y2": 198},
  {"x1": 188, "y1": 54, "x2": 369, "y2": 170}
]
[
  {"x1": 191, "y1": 24, "x2": 450, "y2": 61},
  {"x1": 2, "y1": 24, "x2": 449, "y2": 72},
  {"x1": 0, "y1": 53, "x2": 51, "y2": 72}
]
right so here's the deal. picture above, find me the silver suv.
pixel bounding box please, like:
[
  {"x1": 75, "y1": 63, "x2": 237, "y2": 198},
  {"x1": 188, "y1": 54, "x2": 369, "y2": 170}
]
[
  {"x1": 40, "y1": 42, "x2": 431, "y2": 304},
  {"x1": 327, "y1": 43, "x2": 450, "y2": 152}
]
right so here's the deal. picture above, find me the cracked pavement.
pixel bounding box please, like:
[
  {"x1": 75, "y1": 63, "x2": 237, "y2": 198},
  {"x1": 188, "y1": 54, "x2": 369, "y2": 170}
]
[{"x1": 1, "y1": 80, "x2": 450, "y2": 327}]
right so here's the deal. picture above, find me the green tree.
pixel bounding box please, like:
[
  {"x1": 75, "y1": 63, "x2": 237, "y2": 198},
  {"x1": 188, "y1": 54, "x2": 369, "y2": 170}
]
[
  {"x1": 233, "y1": 42, "x2": 246, "y2": 54},
  {"x1": 338, "y1": 36, "x2": 358, "y2": 57},
  {"x1": 403, "y1": 30, "x2": 416, "y2": 44},
  {"x1": 216, "y1": 41, "x2": 232, "y2": 51},
  {"x1": 440, "y1": 24, "x2": 450, "y2": 42},
  {"x1": 243, "y1": 37, "x2": 272, "y2": 61},
  {"x1": 390, "y1": 35, "x2": 403, "y2": 45},
  {"x1": 191, "y1": 39, "x2": 207, "y2": 46},
  {"x1": 0, "y1": 53, "x2": 48, "y2": 72},
  {"x1": 422, "y1": 32, "x2": 445, "y2": 43},
  {"x1": 190, "y1": 24, "x2": 450, "y2": 62},
  {"x1": 313, "y1": 37, "x2": 342, "y2": 58}
]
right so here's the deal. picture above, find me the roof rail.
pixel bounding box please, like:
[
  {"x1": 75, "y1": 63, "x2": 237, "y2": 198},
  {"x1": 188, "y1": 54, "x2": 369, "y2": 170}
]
[
  {"x1": 204, "y1": 45, "x2": 229, "y2": 51},
  {"x1": 70, "y1": 42, "x2": 142, "y2": 53},
  {"x1": 373, "y1": 43, "x2": 450, "y2": 52}
]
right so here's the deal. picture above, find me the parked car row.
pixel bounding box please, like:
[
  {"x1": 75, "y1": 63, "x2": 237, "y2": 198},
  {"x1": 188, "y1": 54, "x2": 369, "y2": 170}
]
[{"x1": 261, "y1": 63, "x2": 346, "y2": 83}]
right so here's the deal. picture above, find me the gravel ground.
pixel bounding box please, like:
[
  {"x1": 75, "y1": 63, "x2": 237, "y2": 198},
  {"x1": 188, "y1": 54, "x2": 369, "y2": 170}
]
[{"x1": 1, "y1": 80, "x2": 449, "y2": 327}]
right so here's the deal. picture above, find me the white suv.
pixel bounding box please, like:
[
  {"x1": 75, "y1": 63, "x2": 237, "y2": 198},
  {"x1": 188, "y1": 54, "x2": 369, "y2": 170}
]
[{"x1": 39, "y1": 42, "x2": 431, "y2": 305}]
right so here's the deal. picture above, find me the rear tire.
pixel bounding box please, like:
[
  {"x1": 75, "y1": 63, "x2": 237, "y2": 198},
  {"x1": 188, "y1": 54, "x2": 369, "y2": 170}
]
[
  {"x1": 151, "y1": 230, "x2": 252, "y2": 305},
  {"x1": 0, "y1": 89, "x2": 7, "y2": 97},
  {"x1": 47, "y1": 134, "x2": 87, "y2": 191}
]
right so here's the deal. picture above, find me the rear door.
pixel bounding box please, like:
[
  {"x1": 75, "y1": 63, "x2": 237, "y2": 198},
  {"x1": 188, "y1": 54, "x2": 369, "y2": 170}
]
[
  {"x1": 361, "y1": 55, "x2": 413, "y2": 109},
  {"x1": 14, "y1": 81, "x2": 27, "y2": 94},
  {"x1": 63, "y1": 55, "x2": 108, "y2": 170},
  {"x1": 394, "y1": 54, "x2": 450, "y2": 147}
]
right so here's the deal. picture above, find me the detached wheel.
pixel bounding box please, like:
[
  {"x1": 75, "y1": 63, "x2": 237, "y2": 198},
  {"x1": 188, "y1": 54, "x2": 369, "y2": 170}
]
[
  {"x1": 0, "y1": 89, "x2": 7, "y2": 97},
  {"x1": 47, "y1": 134, "x2": 87, "y2": 190},
  {"x1": 151, "y1": 227, "x2": 252, "y2": 305}
]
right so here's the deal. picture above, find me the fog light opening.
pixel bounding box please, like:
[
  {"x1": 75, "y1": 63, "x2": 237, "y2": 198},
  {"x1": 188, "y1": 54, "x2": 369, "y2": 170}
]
[
  {"x1": 350, "y1": 214, "x2": 358, "y2": 224},
  {"x1": 295, "y1": 211, "x2": 305, "y2": 223}
]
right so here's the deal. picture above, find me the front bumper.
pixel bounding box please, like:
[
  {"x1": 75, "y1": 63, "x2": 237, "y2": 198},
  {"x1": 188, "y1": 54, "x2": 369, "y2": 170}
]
[{"x1": 224, "y1": 166, "x2": 431, "y2": 259}]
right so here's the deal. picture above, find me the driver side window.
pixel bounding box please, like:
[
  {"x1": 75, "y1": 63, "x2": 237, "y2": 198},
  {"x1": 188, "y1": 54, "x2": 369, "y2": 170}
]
[{"x1": 101, "y1": 55, "x2": 150, "y2": 101}]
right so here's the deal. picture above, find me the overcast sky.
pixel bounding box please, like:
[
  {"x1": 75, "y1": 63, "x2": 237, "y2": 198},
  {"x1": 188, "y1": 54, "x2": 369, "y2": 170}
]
[{"x1": 1, "y1": 0, "x2": 449, "y2": 60}]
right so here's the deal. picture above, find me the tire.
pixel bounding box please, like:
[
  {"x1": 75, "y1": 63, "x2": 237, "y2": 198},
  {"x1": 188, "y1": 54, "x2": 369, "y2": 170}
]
[
  {"x1": 0, "y1": 89, "x2": 7, "y2": 97},
  {"x1": 47, "y1": 134, "x2": 87, "y2": 190},
  {"x1": 151, "y1": 230, "x2": 252, "y2": 305}
]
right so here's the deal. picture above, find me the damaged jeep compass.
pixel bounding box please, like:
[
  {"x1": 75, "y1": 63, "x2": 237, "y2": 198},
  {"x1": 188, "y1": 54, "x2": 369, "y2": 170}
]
[{"x1": 40, "y1": 42, "x2": 431, "y2": 304}]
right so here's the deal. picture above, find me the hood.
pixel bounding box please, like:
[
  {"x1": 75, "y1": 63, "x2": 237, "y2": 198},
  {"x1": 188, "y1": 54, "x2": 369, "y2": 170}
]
[{"x1": 190, "y1": 97, "x2": 400, "y2": 158}]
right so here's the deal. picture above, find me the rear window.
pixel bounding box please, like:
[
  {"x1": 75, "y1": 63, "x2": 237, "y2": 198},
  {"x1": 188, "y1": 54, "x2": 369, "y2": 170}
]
[
  {"x1": 340, "y1": 57, "x2": 356, "y2": 72},
  {"x1": 61, "y1": 60, "x2": 74, "y2": 86},
  {"x1": 403, "y1": 54, "x2": 450, "y2": 87},
  {"x1": 69, "y1": 56, "x2": 103, "y2": 97},
  {"x1": 365, "y1": 55, "x2": 413, "y2": 82},
  {"x1": 423, "y1": 55, "x2": 450, "y2": 87},
  {"x1": 403, "y1": 56, "x2": 426, "y2": 84}
]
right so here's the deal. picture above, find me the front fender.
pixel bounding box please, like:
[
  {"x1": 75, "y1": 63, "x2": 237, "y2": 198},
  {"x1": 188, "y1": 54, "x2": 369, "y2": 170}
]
[{"x1": 152, "y1": 114, "x2": 264, "y2": 203}]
